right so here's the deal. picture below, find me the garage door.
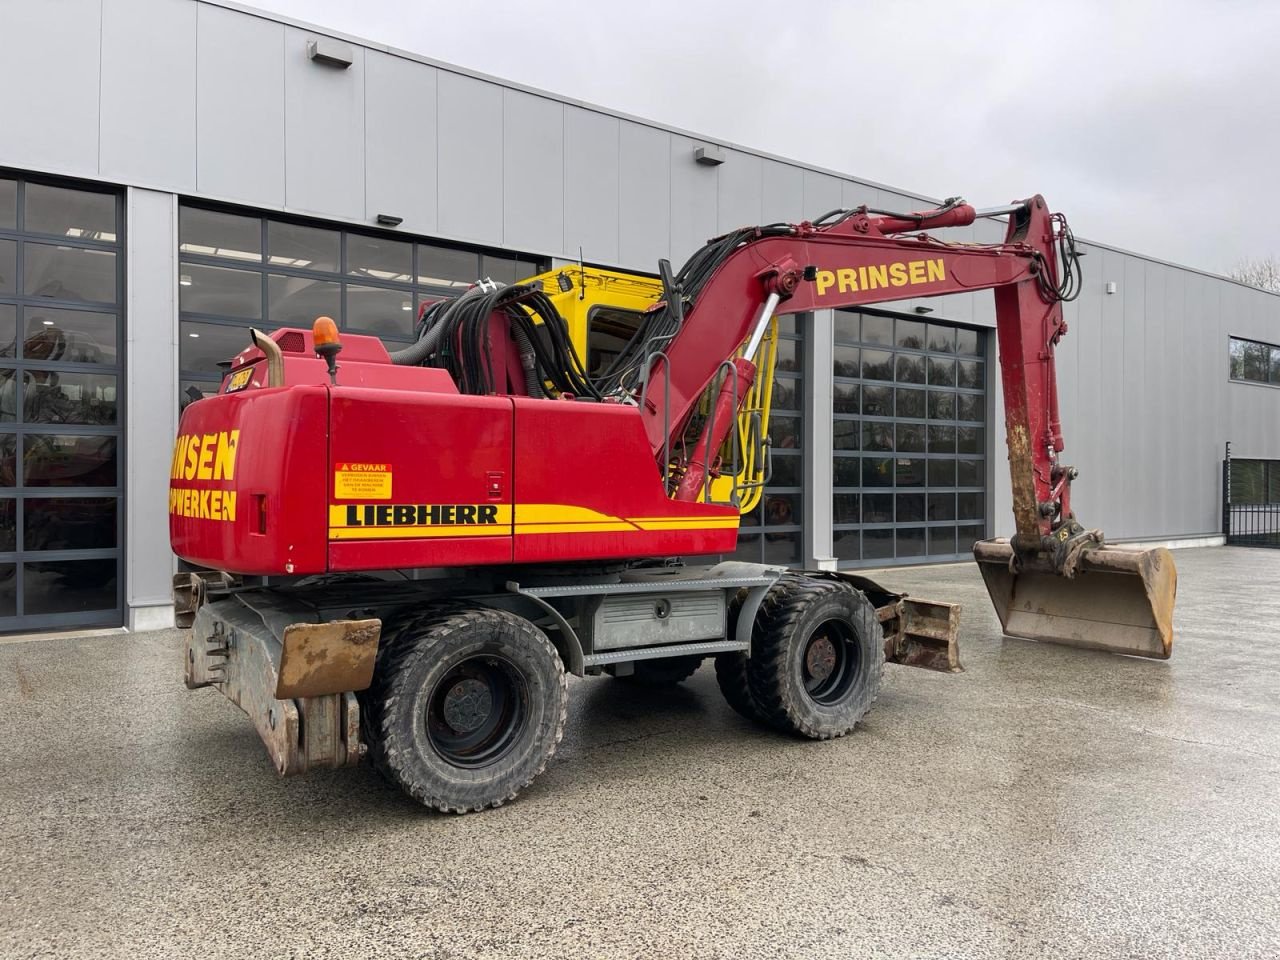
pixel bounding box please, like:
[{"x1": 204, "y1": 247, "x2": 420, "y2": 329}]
[
  {"x1": 831, "y1": 310, "x2": 987, "y2": 566},
  {"x1": 0, "y1": 175, "x2": 124, "y2": 631}
]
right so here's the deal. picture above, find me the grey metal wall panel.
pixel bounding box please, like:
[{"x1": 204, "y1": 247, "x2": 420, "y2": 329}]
[
  {"x1": 1118, "y1": 256, "x2": 1149, "y2": 539},
  {"x1": 669, "y1": 135, "x2": 717, "y2": 264},
  {"x1": 503, "y1": 90, "x2": 563, "y2": 254},
  {"x1": 840, "y1": 180, "x2": 879, "y2": 210},
  {"x1": 717, "y1": 150, "x2": 762, "y2": 233},
  {"x1": 125, "y1": 188, "x2": 178, "y2": 616},
  {"x1": 437, "y1": 72, "x2": 504, "y2": 245},
  {"x1": 283, "y1": 26, "x2": 365, "y2": 219},
  {"x1": 364, "y1": 51, "x2": 437, "y2": 235},
  {"x1": 1095, "y1": 250, "x2": 1129, "y2": 532},
  {"x1": 761, "y1": 159, "x2": 803, "y2": 223},
  {"x1": 618, "y1": 124, "x2": 670, "y2": 268},
  {"x1": 196, "y1": 4, "x2": 285, "y2": 208},
  {"x1": 100, "y1": 0, "x2": 197, "y2": 191},
  {"x1": 802, "y1": 170, "x2": 842, "y2": 220},
  {"x1": 0, "y1": 0, "x2": 101, "y2": 178},
  {"x1": 563, "y1": 106, "x2": 620, "y2": 265}
]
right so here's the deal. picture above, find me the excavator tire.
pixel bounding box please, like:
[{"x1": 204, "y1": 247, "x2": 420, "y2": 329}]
[
  {"x1": 745, "y1": 576, "x2": 883, "y2": 740},
  {"x1": 612, "y1": 655, "x2": 703, "y2": 686},
  {"x1": 714, "y1": 586, "x2": 778, "y2": 727},
  {"x1": 360, "y1": 606, "x2": 567, "y2": 814}
]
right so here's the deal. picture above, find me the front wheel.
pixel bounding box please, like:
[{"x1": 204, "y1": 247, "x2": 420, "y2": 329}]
[
  {"x1": 361, "y1": 607, "x2": 567, "y2": 813},
  {"x1": 746, "y1": 577, "x2": 883, "y2": 739}
]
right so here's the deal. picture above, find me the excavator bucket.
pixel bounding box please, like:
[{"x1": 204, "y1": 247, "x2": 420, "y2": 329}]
[{"x1": 973, "y1": 539, "x2": 1176, "y2": 659}]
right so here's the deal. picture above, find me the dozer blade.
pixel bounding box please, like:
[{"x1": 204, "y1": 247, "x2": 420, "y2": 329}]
[{"x1": 973, "y1": 539, "x2": 1176, "y2": 659}]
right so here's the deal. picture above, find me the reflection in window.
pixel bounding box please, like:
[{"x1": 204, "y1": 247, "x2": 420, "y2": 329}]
[
  {"x1": 179, "y1": 207, "x2": 261, "y2": 262},
  {"x1": 1229, "y1": 336, "x2": 1280, "y2": 385},
  {"x1": 24, "y1": 183, "x2": 117, "y2": 242},
  {"x1": 180, "y1": 264, "x2": 262, "y2": 319},
  {"x1": 23, "y1": 243, "x2": 117, "y2": 304},
  {"x1": 24, "y1": 559, "x2": 117, "y2": 614},
  {"x1": 267, "y1": 274, "x2": 341, "y2": 327},
  {"x1": 24, "y1": 497, "x2": 116, "y2": 550},
  {"x1": 21, "y1": 308, "x2": 117, "y2": 364},
  {"x1": 22, "y1": 370, "x2": 118, "y2": 425},
  {"x1": 347, "y1": 285, "x2": 414, "y2": 339},
  {"x1": 23, "y1": 435, "x2": 117, "y2": 488},
  {"x1": 268, "y1": 221, "x2": 340, "y2": 272}
]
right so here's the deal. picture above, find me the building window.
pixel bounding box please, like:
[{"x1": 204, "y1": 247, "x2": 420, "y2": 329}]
[
  {"x1": 1230, "y1": 459, "x2": 1280, "y2": 504},
  {"x1": 831, "y1": 310, "x2": 986, "y2": 566},
  {"x1": 731, "y1": 314, "x2": 804, "y2": 566},
  {"x1": 177, "y1": 203, "x2": 540, "y2": 403},
  {"x1": 1228, "y1": 336, "x2": 1280, "y2": 386}
]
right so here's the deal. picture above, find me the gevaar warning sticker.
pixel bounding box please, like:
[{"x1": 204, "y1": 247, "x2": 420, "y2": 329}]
[{"x1": 334, "y1": 462, "x2": 392, "y2": 500}]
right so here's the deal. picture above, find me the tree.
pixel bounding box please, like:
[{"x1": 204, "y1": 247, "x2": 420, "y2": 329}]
[{"x1": 1230, "y1": 256, "x2": 1280, "y2": 293}]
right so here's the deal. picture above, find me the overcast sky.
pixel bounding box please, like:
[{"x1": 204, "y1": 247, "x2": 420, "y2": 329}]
[{"x1": 250, "y1": 0, "x2": 1277, "y2": 274}]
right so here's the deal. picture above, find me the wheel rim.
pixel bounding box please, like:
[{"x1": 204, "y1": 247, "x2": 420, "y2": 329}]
[
  {"x1": 800, "y1": 620, "x2": 859, "y2": 705},
  {"x1": 425, "y1": 655, "x2": 528, "y2": 768}
]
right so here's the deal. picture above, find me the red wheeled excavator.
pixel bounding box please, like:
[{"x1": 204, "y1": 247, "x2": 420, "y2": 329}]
[{"x1": 171, "y1": 194, "x2": 1177, "y2": 813}]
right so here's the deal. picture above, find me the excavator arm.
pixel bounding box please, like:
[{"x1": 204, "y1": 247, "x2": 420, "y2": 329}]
[{"x1": 640, "y1": 195, "x2": 1176, "y2": 658}]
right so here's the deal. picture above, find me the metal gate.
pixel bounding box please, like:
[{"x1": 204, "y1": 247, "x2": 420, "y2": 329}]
[{"x1": 1223, "y1": 443, "x2": 1280, "y2": 548}]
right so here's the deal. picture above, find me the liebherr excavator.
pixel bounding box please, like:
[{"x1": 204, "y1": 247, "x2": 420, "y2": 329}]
[{"x1": 170, "y1": 194, "x2": 1177, "y2": 813}]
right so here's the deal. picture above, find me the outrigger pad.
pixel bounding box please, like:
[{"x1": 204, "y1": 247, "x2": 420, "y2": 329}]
[{"x1": 973, "y1": 539, "x2": 1176, "y2": 660}]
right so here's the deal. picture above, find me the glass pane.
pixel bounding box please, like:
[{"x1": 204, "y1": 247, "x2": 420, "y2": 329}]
[
  {"x1": 179, "y1": 379, "x2": 211, "y2": 411},
  {"x1": 179, "y1": 207, "x2": 261, "y2": 262},
  {"x1": 957, "y1": 426, "x2": 984, "y2": 454},
  {"x1": 481, "y1": 255, "x2": 520, "y2": 286},
  {"x1": 833, "y1": 312, "x2": 859, "y2": 343},
  {"x1": 896, "y1": 319, "x2": 926, "y2": 349},
  {"x1": 774, "y1": 315, "x2": 797, "y2": 336},
  {"x1": 268, "y1": 275, "x2": 340, "y2": 327},
  {"x1": 1271, "y1": 347, "x2": 1280, "y2": 385},
  {"x1": 25, "y1": 184, "x2": 116, "y2": 242},
  {"x1": 0, "y1": 305, "x2": 13, "y2": 357},
  {"x1": 928, "y1": 493, "x2": 955, "y2": 521},
  {"x1": 731, "y1": 533, "x2": 760, "y2": 563},
  {"x1": 1229, "y1": 338, "x2": 1245, "y2": 379},
  {"x1": 927, "y1": 324, "x2": 955, "y2": 353},
  {"x1": 24, "y1": 434, "x2": 117, "y2": 487},
  {"x1": 24, "y1": 243, "x2": 116, "y2": 303},
  {"x1": 863, "y1": 384, "x2": 892, "y2": 416},
  {"x1": 895, "y1": 354, "x2": 925, "y2": 384},
  {"x1": 772, "y1": 415, "x2": 802, "y2": 450},
  {"x1": 775, "y1": 338, "x2": 801, "y2": 373},
  {"x1": 347, "y1": 284, "x2": 414, "y2": 339},
  {"x1": 0, "y1": 178, "x2": 14, "y2": 229},
  {"x1": 897, "y1": 493, "x2": 925, "y2": 522},
  {"x1": 957, "y1": 459, "x2": 983, "y2": 487},
  {"x1": 862, "y1": 349, "x2": 893, "y2": 381},
  {"x1": 959, "y1": 492, "x2": 984, "y2": 520},
  {"x1": 267, "y1": 221, "x2": 339, "y2": 272},
  {"x1": 1230, "y1": 461, "x2": 1263, "y2": 502},
  {"x1": 0, "y1": 433, "x2": 14, "y2": 486},
  {"x1": 181, "y1": 322, "x2": 256, "y2": 377},
  {"x1": 0, "y1": 499, "x2": 13, "y2": 550},
  {"x1": 863, "y1": 422, "x2": 893, "y2": 452},
  {"x1": 895, "y1": 388, "x2": 924, "y2": 419},
  {"x1": 957, "y1": 524, "x2": 985, "y2": 548},
  {"x1": 762, "y1": 530, "x2": 799, "y2": 565},
  {"x1": 833, "y1": 529, "x2": 859, "y2": 562},
  {"x1": 515, "y1": 259, "x2": 540, "y2": 283},
  {"x1": 25, "y1": 558, "x2": 117, "y2": 615},
  {"x1": 863, "y1": 457, "x2": 892, "y2": 487},
  {"x1": 833, "y1": 420, "x2": 859, "y2": 451},
  {"x1": 833, "y1": 382, "x2": 859, "y2": 414},
  {"x1": 896, "y1": 458, "x2": 926, "y2": 486},
  {"x1": 24, "y1": 497, "x2": 116, "y2": 550},
  {"x1": 928, "y1": 357, "x2": 956, "y2": 387},
  {"x1": 863, "y1": 493, "x2": 892, "y2": 523},
  {"x1": 957, "y1": 393, "x2": 983, "y2": 422},
  {"x1": 1243, "y1": 341, "x2": 1268, "y2": 382},
  {"x1": 771, "y1": 454, "x2": 801, "y2": 486},
  {"x1": 772, "y1": 376, "x2": 800, "y2": 410},
  {"x1": 832, "y1": 344, "x2": 859, "y2": 377},
  {"x1": 863, "y1": 528, "x2": 894, "y2": 559},
  {"x1": 22, "y1": 370, "x2": 118, "y2": 425},
  {"x1": 833, "y1": 456, "x2": 860, "y2": 486},
  {"x1": 897, "y1": 527, "x2": 926, "y2": 558},
  {"x1": 740, "y1": 502, "x2": 761, "y2": 529},
  {"x1": 861, "y1": 314, "x2": 892, "y2": 345},
  {"x1": 896, "y1": 422, "x2": 925, "y2": 453},
  {"x1": 180, "y1": 263, "x2": 261, "y2": 319},
  {"x1": 0, "y1": 239, "x2": 14, "y2": 294},
  {"x1": 956, "y1": 328, "x2": 981, "y2": 356},
  {"x1": 419, "y1": 245, "x2": 478, "y2": 288},
  {"x1": 763, "y1": 493, "x2": 800, "y2": 527},
  {"x1": 928, "y1": 459, "x2": 956, "y2": 487},
  {"x1": 929, "y1": 527, "x2": 957, "y2": 556},
  {"x1": 929, "y1": 390, "x2": 956, "y2": 420},
  {"x1": 833, "y1": 493, "x2": 859, "y2": 524},
  {"x1": 928, "y1": 424, "x2": 955, "y2": 453},
  {"x1": 0, "y1": 564, "x2": 15, "y2": 617},
  {"x1": 957, "y1": 360, "x2": 984, "y2": 389},
  {"x1": 348, "y1": 234, "x2": 412, "y2": 283},
  {"x1": 22, "y1": 307, "x2": 116, "y2": 363}
]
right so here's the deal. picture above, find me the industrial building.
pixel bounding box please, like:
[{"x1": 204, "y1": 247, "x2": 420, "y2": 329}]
[{"x1": 0, "y1": 0, "x2": 1276, "y2": 634}]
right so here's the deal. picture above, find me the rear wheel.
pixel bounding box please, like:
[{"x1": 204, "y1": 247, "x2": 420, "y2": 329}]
[
  {"x1": 715, "y1": 587, "x2": 775, "y2": 726},
  {"x1": 746, "y1": 577, "x2": 882, "y2": 739},
  {"x1": 361, "y1": 607, "x2": 567, "y2": 813}
]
